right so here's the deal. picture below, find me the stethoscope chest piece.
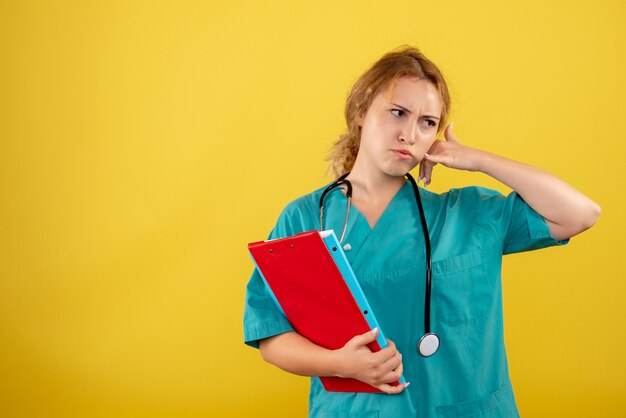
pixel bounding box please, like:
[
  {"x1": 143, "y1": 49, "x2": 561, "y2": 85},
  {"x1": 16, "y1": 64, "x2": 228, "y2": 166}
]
[{"x1": 418, "y1": 333, "x2": 439, "y2": 357}]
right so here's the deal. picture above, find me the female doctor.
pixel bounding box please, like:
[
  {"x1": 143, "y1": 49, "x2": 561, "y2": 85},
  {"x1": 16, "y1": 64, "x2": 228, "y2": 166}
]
[{"x1": 243, "y1": 46, "x2": 600, "y2": 417}]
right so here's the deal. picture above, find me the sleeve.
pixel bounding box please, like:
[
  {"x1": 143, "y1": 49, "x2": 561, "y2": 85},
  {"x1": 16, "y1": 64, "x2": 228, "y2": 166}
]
[
  {"x1": 242, "y1": 205, "x2": 299, "y2": 349},
  {"x1": 487, "y1": 188, "x2": 570, "y2": 255}
]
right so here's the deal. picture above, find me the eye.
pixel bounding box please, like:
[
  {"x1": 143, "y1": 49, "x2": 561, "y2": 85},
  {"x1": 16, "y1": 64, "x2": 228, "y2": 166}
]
[
  {"x1": 390, "y1": 109, "x2": 405, "y2": 117},
  {"x1": 423, "y1": 119, "x2": 437, "y2": 128}
]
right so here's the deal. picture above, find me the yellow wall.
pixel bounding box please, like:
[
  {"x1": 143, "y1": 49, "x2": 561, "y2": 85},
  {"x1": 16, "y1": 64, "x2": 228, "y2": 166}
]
[{"x1": 1, "y1": 1, "x2": 624, "y2": 416}]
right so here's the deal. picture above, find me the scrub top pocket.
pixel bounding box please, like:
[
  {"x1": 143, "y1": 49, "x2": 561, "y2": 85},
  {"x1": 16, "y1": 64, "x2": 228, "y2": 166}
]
[
  {"x1": 432, "y1": 250, "x2": 490, "y2": 327},
  {"x1": 436, "y1": 382, "x2": 516, "y2": 418}
]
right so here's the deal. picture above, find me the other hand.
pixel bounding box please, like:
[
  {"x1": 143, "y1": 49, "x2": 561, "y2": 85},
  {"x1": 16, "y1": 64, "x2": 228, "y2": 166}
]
[{"x1": 335, "y1": 328, "x2": 408, "y2": 394}]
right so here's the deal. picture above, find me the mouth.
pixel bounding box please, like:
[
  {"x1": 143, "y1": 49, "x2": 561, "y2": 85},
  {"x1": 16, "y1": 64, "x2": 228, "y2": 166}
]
[{"x1": 392, "y1": 149, "x2": 413, "y2": 160}]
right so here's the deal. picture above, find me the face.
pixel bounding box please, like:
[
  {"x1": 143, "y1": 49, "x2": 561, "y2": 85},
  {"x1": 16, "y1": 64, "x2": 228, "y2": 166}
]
[{"x1": 355, "y1": 77, "x2": 442, "y2": 178}]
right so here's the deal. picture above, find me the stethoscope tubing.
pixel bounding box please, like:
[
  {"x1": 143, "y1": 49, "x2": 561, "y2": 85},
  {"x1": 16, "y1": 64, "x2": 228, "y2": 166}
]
[
  {"x1": 319, "y1": 172, "x2": 437, "y2": 356},
  {"x1": 319, "y1": 173, "x2": 351, "y2": 244},
  {"x1": 406, "y1": 173, "x2": 433, "y2": 335}
]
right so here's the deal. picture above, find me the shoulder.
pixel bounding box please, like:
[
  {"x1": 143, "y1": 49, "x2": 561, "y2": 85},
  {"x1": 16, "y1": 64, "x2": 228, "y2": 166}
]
[
  {"x1": 279, "y1": 183, "x2": 329, "y2": 221},
  {"x1": 282, "y1": 184, "x2": 325, "y2": 216},
  {"x1": 269, "y1": 183, "x2": 331, "y2": 238},
  {"x1": 419, "y1": 185, "x2": 520, "y2": 229},
  {"x1": 421, "y1": 185, "x2": 507, "y2": 208}
]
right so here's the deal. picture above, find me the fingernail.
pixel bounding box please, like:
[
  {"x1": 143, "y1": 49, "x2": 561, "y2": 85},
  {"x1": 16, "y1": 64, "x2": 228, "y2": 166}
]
[
  {"x1": 372, "y1": 327, "x2": 379, "y2": 335},
  {"x1": 424, "y1": 152, "x2": 431, "y2": 157},
  {"x1": 399, "y1": 353, "x2": 402, "y2": 359},
  {"x1": 418, "y1": 176, "x2": 423, "y2": 183},
  {"x1": 405, "y1": 382, "x2": 411, "y2": 388},
  {"x1": 450, "y1": 122, "x2": 454, "y2": 129}
]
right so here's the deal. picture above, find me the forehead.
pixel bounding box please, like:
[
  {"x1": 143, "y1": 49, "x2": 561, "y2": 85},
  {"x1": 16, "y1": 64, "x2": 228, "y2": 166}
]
[{"x1": 378, "y1": 77, "x2": 442, "y2": 112}]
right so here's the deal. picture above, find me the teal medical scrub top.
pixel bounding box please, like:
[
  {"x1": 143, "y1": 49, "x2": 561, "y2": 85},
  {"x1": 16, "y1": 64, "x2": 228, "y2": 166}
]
[{"x1": 243, "y1": 181, "x2": 568, "y2": 418}]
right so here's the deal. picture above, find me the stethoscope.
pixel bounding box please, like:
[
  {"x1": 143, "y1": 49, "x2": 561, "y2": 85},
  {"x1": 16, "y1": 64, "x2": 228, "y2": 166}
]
[{"x1": 319, "y1": 172, "x2": 440, "y2": 357}]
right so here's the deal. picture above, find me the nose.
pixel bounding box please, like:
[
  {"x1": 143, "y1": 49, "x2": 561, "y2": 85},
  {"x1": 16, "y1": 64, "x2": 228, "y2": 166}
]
[{"x1": 398, "y1": 120, "x2": 416, "y2": 145}]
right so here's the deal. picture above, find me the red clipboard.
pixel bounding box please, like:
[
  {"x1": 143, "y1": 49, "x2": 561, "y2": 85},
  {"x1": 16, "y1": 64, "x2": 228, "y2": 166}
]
[{"x1": 248, "y1": 230, "x2": 402, "y2": 393}]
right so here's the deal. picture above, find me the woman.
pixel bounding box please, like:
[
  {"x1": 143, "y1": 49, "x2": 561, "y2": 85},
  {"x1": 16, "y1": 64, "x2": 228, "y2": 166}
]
[{"x1": 243, "y1": 46, "x2": 600, "y2": 417}]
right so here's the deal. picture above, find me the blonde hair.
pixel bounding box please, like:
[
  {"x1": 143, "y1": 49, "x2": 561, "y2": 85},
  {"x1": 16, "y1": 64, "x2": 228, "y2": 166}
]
[{"x1": 327, "y1": 46, "x2": 451, "y2": 178}]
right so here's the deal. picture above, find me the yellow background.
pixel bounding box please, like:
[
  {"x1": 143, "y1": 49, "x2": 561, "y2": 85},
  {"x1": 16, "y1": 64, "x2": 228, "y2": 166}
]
[{"x1": 1, "y1": 1, "x2": 624, "y2": 416}]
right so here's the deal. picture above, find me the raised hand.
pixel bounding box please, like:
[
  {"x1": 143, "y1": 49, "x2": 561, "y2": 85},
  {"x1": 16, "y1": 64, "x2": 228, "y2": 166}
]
[{"x1": 419, "y1": 123, "x2": 485, "y2": 186}]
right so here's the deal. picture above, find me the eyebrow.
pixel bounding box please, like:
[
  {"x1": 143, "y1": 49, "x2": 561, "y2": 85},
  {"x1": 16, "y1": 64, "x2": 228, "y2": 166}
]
[{"x1": 390, "y1": 102, "x2": 440, "y2": 120}]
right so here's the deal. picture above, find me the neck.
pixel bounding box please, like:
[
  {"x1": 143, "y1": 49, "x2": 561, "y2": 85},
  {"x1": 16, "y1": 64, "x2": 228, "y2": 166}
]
[{"x1": 346, "y1": 166, "x2": 406, "y2": 203}]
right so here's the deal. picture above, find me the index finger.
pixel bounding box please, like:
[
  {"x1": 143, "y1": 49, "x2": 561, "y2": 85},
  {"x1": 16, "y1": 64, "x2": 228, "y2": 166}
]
[
  {"x1": 377, "y1": 381, "x2": 409, "y2": 395},
  {"x1": 422, "y1": 159, "x2": 436, "y2": 186},
  {"x1": 375, "y1": 339, "x2": 399, "y2": 362}
]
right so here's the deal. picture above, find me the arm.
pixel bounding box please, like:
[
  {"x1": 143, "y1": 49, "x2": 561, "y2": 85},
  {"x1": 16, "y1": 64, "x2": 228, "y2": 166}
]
[
  {"x1": 259, "y1": 328, "x2": 408, "y2": 394},
  {"x1": 421, "y1": 124, "x2": 601, "y2": 241}
]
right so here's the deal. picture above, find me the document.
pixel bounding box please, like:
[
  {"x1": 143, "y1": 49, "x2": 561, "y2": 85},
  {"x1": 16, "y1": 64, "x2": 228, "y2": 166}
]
[{"x1": 248, "y1": 230, "x2": 406, "y2": 393}]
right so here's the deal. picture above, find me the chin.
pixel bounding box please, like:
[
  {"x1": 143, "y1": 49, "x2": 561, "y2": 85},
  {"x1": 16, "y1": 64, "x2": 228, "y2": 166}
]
[{"x1": 384, "y1": 163, "x2": 417, "y2": 177}]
